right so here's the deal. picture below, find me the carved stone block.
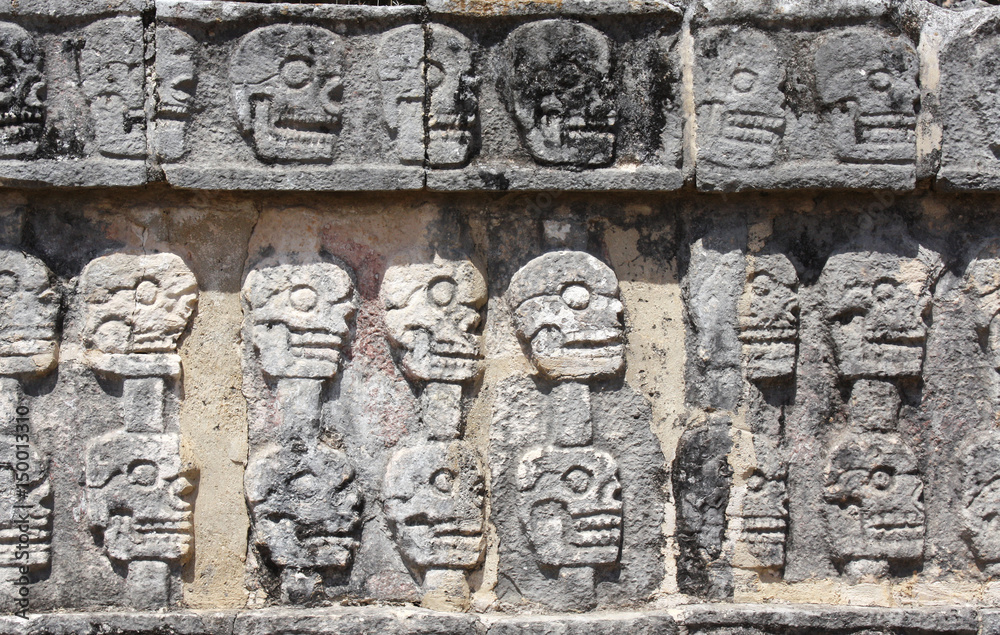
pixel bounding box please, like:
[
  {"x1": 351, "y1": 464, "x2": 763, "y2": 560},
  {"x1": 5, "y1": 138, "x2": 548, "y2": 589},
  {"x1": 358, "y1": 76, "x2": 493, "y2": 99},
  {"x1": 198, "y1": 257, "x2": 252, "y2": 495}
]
[
  {"x1": 153, "y1": 26, "x2": 197, "y2": 163},
  {"x1": 693, "y1": 3, "x2": 918, "y2": 190}
]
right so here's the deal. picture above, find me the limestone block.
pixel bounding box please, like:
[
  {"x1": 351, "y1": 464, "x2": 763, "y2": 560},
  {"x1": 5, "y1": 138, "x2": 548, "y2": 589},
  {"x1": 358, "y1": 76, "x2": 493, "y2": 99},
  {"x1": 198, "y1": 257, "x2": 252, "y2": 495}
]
[
  {"x1": 682, "y1": 604, "x2": 978, "y2": 635},
  {"x1": 693, "y1": 1, "x2": 919, "y2": 190}
]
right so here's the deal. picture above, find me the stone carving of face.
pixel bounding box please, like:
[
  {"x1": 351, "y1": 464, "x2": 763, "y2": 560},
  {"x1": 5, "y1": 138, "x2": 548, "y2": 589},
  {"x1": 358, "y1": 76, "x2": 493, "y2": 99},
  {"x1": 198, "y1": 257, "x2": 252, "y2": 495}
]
[
  {"x1": 498, "y1": 19, "x2": 616, "y2": 167},
  {"x1": 823, "y1": 433, "x2": 925, "y2": 567},
  {"x1": 963, "y1": 239, "x2": 1000, "y2": 372},
  {"x1": 741, "y1": 469, "x2": 788, "y2": 568},
  {"x1": 245, "y1": 443, "x2": 361, "y2": 570},
  {"x1": 78, "y1": 17, "x2": 146, "y2": 159},
  {"x1": 244, "y1": 261, "x2": 356, "y2": 380},
  {"x1": 85, "y1": 432, "x2": 194, "y2": 564},
  {"x1": 0, "y1": 250, "x2": 58, "y2": 376},
  {"x1": 698, "y1": 28, "x2": 786, "y2": 169},
  {"x1": 381, "y1": 255, "x2": 485, "y2": 383},
  {"x1": 516, "y1": 445, "x2": 623, "y2": 568},
  {"x1": 739, "y1": 254, "x2": 798, "y2": 382},
  {"x1": 960, "y1": 433, "x2": 1000, "y2": 572},
  {"x1": 815, "y1": 29, "x2": 918, "y2": 164},
  {"x1": 377, "y1": 25, "x2": 424, "y2": 166},
  {"x1": 231, "y1": 25, "x2": 344, "y2": 163},
  {"x1": 80, "y1": 253, "x2": 198, "y2": 356},
  {"x1": 0, "y1": 23, "x2": 43, "y2": 159},
  {"x1": 0, "y1": 440, "x2": 50, "y2": 569},
  {"x1": 507, "y1": 251, "x2": 624, "y2": 381},
  {"x1": 820, "y1": 241, "x2": 939, "y2": 380},
  {"x1": 155, "y1": 27, "x2": 196, "y2": 121},
  {"x1": 384, "y1": 440, "x2": 486, "y2": 571}
]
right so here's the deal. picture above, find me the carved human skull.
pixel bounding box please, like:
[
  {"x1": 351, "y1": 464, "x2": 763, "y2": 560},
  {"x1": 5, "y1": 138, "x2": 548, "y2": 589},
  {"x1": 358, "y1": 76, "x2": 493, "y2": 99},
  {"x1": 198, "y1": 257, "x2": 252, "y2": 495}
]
[
  {"x1": 507, "y1": 251, "x2": 624, "y2": 381},
  {"x1": 0, "y1": 439, "x2": 50, "y2": 570},
  {"x1": 383, "y1": 440, "x2": 486, "y2": 571},
  {"x1": 78, "y1": 17, "x2": 146, "y2": 159},
  {"x1": 85, "y1": 432, "x2": 194, "y2": 564},
  {"x1": 740, "y1": 468, "x2": 788, "y2": 569},
  {"x1": 823, "y1": 432, "x2": 925, "y2": 569},
  {"x1": 0, "y1": 23, "x2": 43, "y2": 159},
  {"x1": 739, "y1": 254, "x2": 798, "y2": 381},
  {"x1": 697, "y1": 28, "x2": 786, "y2": 169},
  {"x1": 815, "y1": 28, "x2": 918, "y2": 164},
  {"x1": 820, "y1": 236, "x2": 940, "y2": 380},
  {"x1": 377, "y1": 26, "x2": 424, "y2": 166},
  {"x1": 963, "y1": 238, "x2": 1000, "y2": 372},
  {"x1": 245, "y1": 443, "x2": 361, "y2": 570},
  {"x1": 0, "y1": 250, "x2": 58, "y2": 376},
  {"x1": 381, "y1": 255, "x2": 485, "y2": 383},
  {"x1": 516, "y1": 445, "x2": 623, "y2": 568},
  {"x1": 154, "y1": 26, "x2": 197, "y2": 162},
  {"x1": 498, "y1": 20, "x2": 616, "y2": 167},
  {"x1": 960, "y1": 432, "x2": 1000, "y2": 573},
  {"x1": 231, "y1": 25, "x2": 344, "y2": 163},
  {"x1": 243, "y1": 261, "x2": 356, "y2": 380},
  {"x1": 80, "y1": 253, "x2": 198, "y2": 356}
]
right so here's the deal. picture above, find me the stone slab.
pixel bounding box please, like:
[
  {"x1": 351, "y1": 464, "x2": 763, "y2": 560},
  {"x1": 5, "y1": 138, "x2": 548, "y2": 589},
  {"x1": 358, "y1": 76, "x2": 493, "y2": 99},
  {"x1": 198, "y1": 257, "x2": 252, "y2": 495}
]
[
  {"x1": 680, "y1": 604, "x2": 979, "y2": 633},
  {"x1": 234, "y1": 607, "x2": 484, "y2": 635},
  {"x1": 427, "y1": 0, "x2": 682, "y2": 16},
  {"x1": 426, "y1": 165, "x2": 683, "y2": 191}
]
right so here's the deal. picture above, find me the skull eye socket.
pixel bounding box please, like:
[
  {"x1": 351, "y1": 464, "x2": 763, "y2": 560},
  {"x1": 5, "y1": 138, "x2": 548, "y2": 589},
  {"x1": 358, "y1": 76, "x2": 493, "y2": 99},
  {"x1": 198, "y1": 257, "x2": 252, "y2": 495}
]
[
  {"x1": 732, "y1": 69, "x2": 758, "y2": 93},
  {"x1": 289, "y1": 285, "x2": 319, "y2": 312},
  {"x1": 562, "y1": 466, "x2": 593, "y2": 494},
  {"x1": 128, "y1": 461, "x2": 158, "y2": 486},
  {"x1": 431, "y1": 468, "x2": 456, "y2": 494},
  {"x1": 428, "y1": 278, "x2": 456, "y2": 307},
  {"x1": 280, "y1": 57, "x2": 314, "y2": 89},
  {"x1": 427, "y1": 61, "x2": 445, "y2": 89},
  {"x1": 136, "y1": 280, "x2": 159, "y2": 306},
  {"x1": 747, "y1": 473, "x2": 765, "y2": 492},
  {"x1": 561, "y1": 284, "x2": 591, "y2": 310},
  {"x1": 870, "y1": 468, "x2": 893, "y2": 491},
  {"x1": 868, "y1": 70, "x2": 892, "y2": 92}
]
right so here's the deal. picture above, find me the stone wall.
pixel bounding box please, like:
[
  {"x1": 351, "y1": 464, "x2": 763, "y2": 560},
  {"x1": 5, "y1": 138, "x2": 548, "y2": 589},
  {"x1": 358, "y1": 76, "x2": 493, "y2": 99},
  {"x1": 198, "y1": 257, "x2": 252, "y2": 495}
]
[{"x1": 4, "y1": 0, "x2": 1000, "y2": 632}]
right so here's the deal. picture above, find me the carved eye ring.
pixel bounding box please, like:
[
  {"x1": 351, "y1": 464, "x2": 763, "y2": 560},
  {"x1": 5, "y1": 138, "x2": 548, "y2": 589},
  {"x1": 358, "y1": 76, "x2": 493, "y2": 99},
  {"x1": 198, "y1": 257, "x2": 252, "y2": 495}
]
[
  {"x1": 431, "y1": 468, "x2": 456, "y2": 494},
  {"x1": 870, "y1": 468, "x2": 893, "y2": 491},
  {"x1": 280, "y1": 57, "x2": 314, "y2": 89},
  {"x1": 289, "y1": 285, "x2": 318, "y2": 312},
  {"x1": 732, "y1": 69, "x2": 758, "y2": 93},
  {"x1": 561, "y1": 284, "x2": 591, "y2": 310},
  {"x1": 428, "y1": 278, "x2": 457, "y2": 308},
  {"x1": 128, "y1": 461, "x2": 159, "y2": 487},
  {"x1": 136, "y1": 280, "x2": 158, "y2": 306},
  {"x1": 562, "y1": 466, "x2": 593, "y2": 494},
  {"x1": 868, "y1": 71, "x2": 892, "y2": 92}
]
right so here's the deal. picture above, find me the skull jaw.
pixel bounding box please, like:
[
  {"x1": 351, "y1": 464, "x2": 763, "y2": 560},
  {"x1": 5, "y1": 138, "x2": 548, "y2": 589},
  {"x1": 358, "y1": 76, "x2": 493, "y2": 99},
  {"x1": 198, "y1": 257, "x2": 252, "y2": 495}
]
[
  {"x1": 250, "y1": 100, "x2": 338, "y2": 164},
  {"x1": 262, "y1": 533, "x2": 359, "y2": 570},
  {"x1": 104, "y1": 515, "x2": 194, "y2": 564},
  {"x1": 740, "y1": 340, "x2": 796, "y2": 382},
  {"x1": 831, "y1": 327, "x2": 924, "y2": 379},
  {"x1": 401, "y1": 349, "x2": 480, "y2": 383},
  {"x1": 825, "y1": 505, "x2": 925, "y2": 566},
  {"x1": 524, "y1": 501, "x2": 622, "y2": 569},
  {"x1": 256, "y1": 325, "x2": 343, "y2": 379},
  {"x1": 388, "y1": 523, "x2": 486, "y2": 571},
  {"x1": 704, "y1": 107, "x2": 785, "y2": 169},
  {"x1": 530, "y1": 347, "x2": 624, "y2": 381},
  {"x1": 828, "y1": 108, "x2": 915, "y2": 165},
  {"x1": 518, "y1": 117, "x2": 615, "y2": 167},
  {"x1": 427, "y1": 128, "x2": 474, "y2": 169}
]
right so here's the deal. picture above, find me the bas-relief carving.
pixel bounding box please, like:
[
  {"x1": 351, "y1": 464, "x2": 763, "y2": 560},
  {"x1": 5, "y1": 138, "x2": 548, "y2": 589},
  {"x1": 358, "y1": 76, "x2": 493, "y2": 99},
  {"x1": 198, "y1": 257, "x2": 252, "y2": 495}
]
[
  {"x1": 0, "y1": 250, "x2": 57, "y2": 596},
  {"x1": 78, "y1": 253, "x2": 198, "y2": 609},
  {"x1": 815, "y1": 28, "x2": 918, "y2": 167},
  {"x1": 497, "y1": 20, "x2": 617, "y2": 168},
  {"x1": 230, "y1": 25, "x2": 344, "y2": 164},
  {"x1": 696, "y1": 28, "x2": 786, "y2": 170},
  {"x1": 491, "y1": 251, "x2": 664, "y2": 610},
  {"x1": 960, "y1": 432, "x2": 1000, "y2": 575},
  {"x1": 242, "y1": 259, "x2": 362, "y2": 603},
  {"x1": 154, "y1": 26, "x2": 197, "y2": 163},
  {"x1": 0, "y1": 23, "x2": 43, "y2": 160},
  {"x1": 378, "y1": 25, "x2": 478, "y2": 169},
  {"x1": 736, "y1": 254, "x2": 798, "y2": 571},
  {"x1": 818, "y1": 237, "x2": 940, "y2": 578},
  {"x1": 77, "y1": 17, "x2": 146, "y2": 160},
  {"x1": 380, "y1": 255, "x2": 487, "y2": 610}
]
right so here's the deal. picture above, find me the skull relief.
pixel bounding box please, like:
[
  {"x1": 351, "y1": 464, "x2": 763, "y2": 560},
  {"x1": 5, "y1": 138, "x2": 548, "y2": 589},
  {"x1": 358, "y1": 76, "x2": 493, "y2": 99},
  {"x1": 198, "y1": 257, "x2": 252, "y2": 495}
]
[
  {"x1": 231, "y1": 25, "x2": 344, "y2": 163},
  {"x1": 741, "y1": 468, "x2": 788, "y2": 569},
  {"x1": 697, "y1": 28, "x2": 786, "y2": 169},
  {"x1": 85, "y1": 431, "x2": 194, "y2": 564},
  {"x1": 0, "y1": 439, "x2": 50, "y2": 570},
  {"x1": 507, "y1": 251, "x2": 624, "y2": 381},
  {"x1": 381, "y1": 255, "x2": 486, "y2": 383},
  {"x1": 815, "y1": 29, "x2": 918, "y2": 165},
  {"x1": 516, "y1": 445, "x2": 623, "y2": 568},
  {"x1": 739, "y1": 254, "x2": 798, "y2": 382},
  {"x1": 823, "y1": 432, "x2": 925, "y2": 569},
  {"x1": 963, "y1": 238, "x2": 1000, "y2": 372},
  {"x1": 820, "y1": 239, "x2": 940, "y2": 380},
  {"x1": 0, "y1": 250, "x2": 58, "y2": 376},
  {"x1": 498, "y1": 20, "x2": 616, "y2": 167},
  {"x1": 244, "y1": 261, "x2": 357, "y2": 380},
  {"x1": 245, "y1": 442, "x2": 361, "y2": 571},
  {"x1": 383, "y1": 440, "x2": 486, "y2": 571},
  {"x1": 80, "y1": 253, "x2": 198, "y2": 356},
  {"x1": 154, "y1": 26, "x2": 197, "y2": 162},
  {"x1": 378, "y1": 26, "x2": 424, "y2": 166},
  {"x1": 960, "y1": 433, "x2": 1000, "y2": 573},
  {"x1": 0, "y1": 23, "x2": 43, "y2": 159}
]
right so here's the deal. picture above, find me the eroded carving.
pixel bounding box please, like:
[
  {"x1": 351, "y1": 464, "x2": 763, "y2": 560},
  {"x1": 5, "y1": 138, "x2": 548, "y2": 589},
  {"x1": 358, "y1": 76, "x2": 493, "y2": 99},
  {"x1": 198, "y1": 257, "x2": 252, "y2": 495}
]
[
  {"x1": 739, "y1": 254, "x2": 798, "y2": 382},
  {"x1": 815, "y1": 29, "x2": 918, "y2": 166},
  {"x1": 498, "y1": 20, "x2": 616, "y2": 167},
  {"x1": 80, "y1": 253, "x2": 198, "y2": 608},
  {"x1": 243, "y1": 258, "x2": 361, "y2": 603},
  {"x1": 0, "y1": 23, "x2": 43, "y2": 159},
  {"x1": 377, "y1": 25, "x2": 477, "y2": 168},
  {"x1": 154, "y1": 26, "x2": 197, "y2": 163},
  {"x1": 231, "y1": 25, "x2": 344, "y2": 164},
  {"x1": 78, "y1": 17, "x2": 146, "y2": 159},
  {"x1": 507, "y1": 251, "x2": 624, "y2": 381},
  {"x1": 960, "y1": 432, "x2": 1000, "y2": 575},
  {"x1": 696, "y1": 28, "x2": 786, "y2": 170}
]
